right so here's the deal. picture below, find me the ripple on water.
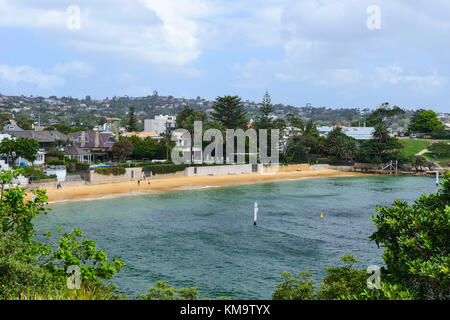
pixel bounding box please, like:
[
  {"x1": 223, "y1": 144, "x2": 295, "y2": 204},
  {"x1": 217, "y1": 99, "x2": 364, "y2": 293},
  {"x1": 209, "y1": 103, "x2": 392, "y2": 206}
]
[{"x1": 35, "y1": 175, "x2": 435, "y2": 299}]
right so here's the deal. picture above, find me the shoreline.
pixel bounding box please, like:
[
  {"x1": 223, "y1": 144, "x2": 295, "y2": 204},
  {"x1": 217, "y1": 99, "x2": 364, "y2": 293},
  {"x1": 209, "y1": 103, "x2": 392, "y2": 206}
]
[{"x1": 36, "y1": 169, "x2": 366, "y2": 203}]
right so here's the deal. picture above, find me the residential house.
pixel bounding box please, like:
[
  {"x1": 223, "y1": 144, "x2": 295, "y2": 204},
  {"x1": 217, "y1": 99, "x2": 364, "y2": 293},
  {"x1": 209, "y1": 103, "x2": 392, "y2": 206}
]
[
  {"x1": 64, "y1": 145, "x2": 93, "y2": 164},
  {"x1": 2, "y1": 130, "x2": 71, "y2": 151},
  {"x1": 70, "y1": 131, "x2": 116, "y2": 161}
]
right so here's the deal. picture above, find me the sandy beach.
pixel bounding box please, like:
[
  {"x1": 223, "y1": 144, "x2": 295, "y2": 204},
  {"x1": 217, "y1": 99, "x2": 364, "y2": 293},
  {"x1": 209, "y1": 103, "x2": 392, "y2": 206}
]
[{"x1": 36, "y1": 169, "x2": 364, "y2": 203}]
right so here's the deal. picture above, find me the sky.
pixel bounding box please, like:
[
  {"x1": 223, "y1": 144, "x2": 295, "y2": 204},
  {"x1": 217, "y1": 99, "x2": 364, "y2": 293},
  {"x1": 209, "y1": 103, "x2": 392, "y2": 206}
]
[{"x1": 0, "y1": 0, "x2": 449, "y2": 112}]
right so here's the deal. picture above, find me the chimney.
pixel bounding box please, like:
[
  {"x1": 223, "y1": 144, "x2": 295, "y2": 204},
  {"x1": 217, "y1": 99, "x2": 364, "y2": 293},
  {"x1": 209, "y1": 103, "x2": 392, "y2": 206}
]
[
  {"x1": 95, "y1": 132, "x2": 100, "y2": 147},
  {"x1": 80, "y1": 131, "x2": 86, "y2": 148}
]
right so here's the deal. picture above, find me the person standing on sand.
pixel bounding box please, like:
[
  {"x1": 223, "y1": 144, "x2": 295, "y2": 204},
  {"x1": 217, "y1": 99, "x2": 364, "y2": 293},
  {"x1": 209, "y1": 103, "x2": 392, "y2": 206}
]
[{"x1": 138, "y1": 179, "x2": 140, "y2": 186}]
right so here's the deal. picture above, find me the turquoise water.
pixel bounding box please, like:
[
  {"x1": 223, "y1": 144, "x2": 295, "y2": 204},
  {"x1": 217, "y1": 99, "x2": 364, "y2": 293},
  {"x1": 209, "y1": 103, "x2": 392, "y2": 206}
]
[{"x1": 35, "y1": 175, "x2": 437, "y2": 299}]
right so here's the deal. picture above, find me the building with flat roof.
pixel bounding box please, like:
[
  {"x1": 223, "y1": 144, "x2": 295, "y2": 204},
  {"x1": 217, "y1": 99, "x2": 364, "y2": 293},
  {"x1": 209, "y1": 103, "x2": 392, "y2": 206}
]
[{"x1": 144, "y1": 115, "x2": 177, "y2": 135}]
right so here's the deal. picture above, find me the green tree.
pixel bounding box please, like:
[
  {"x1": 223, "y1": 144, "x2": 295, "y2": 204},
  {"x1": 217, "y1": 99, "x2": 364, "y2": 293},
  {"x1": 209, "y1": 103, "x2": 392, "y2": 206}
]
[
  {"x1": 370, "y1": 171, "x2": 450, "y2": 299},
  {"x1": 126, "y1": 107, "x2": 138, "y2": 132},
  {"x1": 253, "y1": 90, "x2": 274, "y2": 130},
  {"x1": 372, "y1": 123, "x2": 390, "y2": 143},
  {"x1": 408, "y1": 110, "x2": 442, "y2": 133},
  {"x1": 132, "y1": 137, "x2": 165, "y2": 160},
  {"x1": 17, "y1": 120, "x2": 33, "y2": 130},
  {"x1": 365, "y1": 103, "x2": 406, "y2": 127},
  {"x1": 112, "y1": 138, "x2": 133, "y2": 162},
  {"x1": 211, "y1": 96, "x2": 247, "y2": 129},
  {"x1": 0, "y1": 137, "x2": 40, "y2": 165},
  {"x1": 0, "y1": 169, "x2": 125, "y2": 300},
  {"x1": 428, "y1": 141, "x2": 450, "y2": 155}
]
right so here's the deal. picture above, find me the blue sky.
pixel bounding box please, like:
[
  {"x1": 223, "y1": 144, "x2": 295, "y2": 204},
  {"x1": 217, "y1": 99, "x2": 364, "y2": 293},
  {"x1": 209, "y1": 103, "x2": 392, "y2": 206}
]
[{"x1": 0, "y1": 0, "x2": 449, "y2": 112}]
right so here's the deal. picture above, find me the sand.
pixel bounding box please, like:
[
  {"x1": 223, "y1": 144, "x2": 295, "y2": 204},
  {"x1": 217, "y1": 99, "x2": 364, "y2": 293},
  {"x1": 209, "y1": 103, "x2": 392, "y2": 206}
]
[{"x1": 36, "y1": 169, "x2": 364, "y2": 203}]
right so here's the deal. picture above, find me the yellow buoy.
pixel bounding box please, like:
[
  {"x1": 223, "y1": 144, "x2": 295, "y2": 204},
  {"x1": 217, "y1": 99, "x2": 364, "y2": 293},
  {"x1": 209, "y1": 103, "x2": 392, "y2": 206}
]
[{"x1": 320, "y1": 212, "x2": 324, "y2": 219}]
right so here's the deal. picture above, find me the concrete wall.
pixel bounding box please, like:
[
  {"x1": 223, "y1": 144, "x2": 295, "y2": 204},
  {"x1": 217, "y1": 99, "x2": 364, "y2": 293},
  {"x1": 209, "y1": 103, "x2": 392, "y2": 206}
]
[
  {"x1": 310, "y1": 164, "x2": 330, "y2": 170},
  {"x1": 328, "y1": 165, "x2": 355, "y2": 172},
  {"x1": 185, "y1": 164, "x2": 259, "y2": 176},
  {"x1": 145, "y1": 170, "x2": 186, "y2": 180},
  {"x1": 44, "y1": 166, "x2": 66, "y2": 182},
  {"x1": 89, "y1": 167, "x2": 143, "y2": 185},
  {"x1": 29, "y1": 180, "x2": 88, "y2": 189}
]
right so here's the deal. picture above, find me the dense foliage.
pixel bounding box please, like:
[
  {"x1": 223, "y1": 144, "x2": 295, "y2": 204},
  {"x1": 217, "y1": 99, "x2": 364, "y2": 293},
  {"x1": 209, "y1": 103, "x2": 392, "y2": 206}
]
[
  {"x1": 0, "y1": 170, "x2": 124, "y2": 300},
  {"x1": 94, "y1": 167, "x2": 126, "y2": 176},
  {"x1": 0, "y1": 137, "x2": 40, "y2": 165},
  {"x1": 408, "y1": 109, "x2": 442, "y2": 133}
]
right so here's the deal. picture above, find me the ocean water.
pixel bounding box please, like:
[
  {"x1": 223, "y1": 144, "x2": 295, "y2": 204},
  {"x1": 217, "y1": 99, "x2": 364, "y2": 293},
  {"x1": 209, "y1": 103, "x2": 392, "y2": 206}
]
[{"x1": 34, "y1": 175, "x2": 437, "y2": 299}]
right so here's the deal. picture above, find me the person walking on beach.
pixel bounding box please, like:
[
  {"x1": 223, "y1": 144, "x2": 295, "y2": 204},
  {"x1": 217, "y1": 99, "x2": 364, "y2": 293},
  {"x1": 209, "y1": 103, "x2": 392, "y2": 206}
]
[{"x1": 138, "y1": 179, "x2": 140, "y2": 186}]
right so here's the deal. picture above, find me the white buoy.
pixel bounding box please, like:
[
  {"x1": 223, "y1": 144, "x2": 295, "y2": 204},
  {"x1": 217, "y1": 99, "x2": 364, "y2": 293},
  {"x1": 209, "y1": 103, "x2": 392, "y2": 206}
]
[
  {"x1": 254, "y1": 202, "x2": 258, "y2": 226},
  {"x1": 436, "y1": 171, "x2": 439, "y2": 186}
]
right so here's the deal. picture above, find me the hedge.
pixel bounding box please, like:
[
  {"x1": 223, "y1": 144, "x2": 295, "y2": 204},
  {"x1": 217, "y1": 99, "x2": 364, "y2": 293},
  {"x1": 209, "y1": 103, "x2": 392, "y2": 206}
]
[
  {"x1": 46, "y1": 160, "x2": 65, "y2": 166},
  {"x1": 94, "y1": 167, "x2": 126, "y2": 176},
  {"x1": 75, "y1": 163, "x2": 90, "y2": 171},
  {"x1": 45, "y1": 152, "x2": 65, "y2": 160},
  {"x1": 142, "y1": 164, "x2": 188, "y2": 175},
  {"x1": 18, "y1": 166, "x2": 56, "y2": 180}
]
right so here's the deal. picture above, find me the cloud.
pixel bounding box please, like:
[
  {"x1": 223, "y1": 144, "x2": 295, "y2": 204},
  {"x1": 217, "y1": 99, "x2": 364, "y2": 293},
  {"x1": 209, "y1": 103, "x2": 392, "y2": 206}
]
[
  {"x1": 52, "y1": 61, "x2": 93, "y2": 77},
  {"x1": 0, "y1": 0, "x2": 223, "y2": 66},
  {"x1": 0, "y1": 64, "x2": 65, "y2": 89},
  {"x1": 376, "y1": 65, "x2": 445, "y2": 89},
  {"x1": 1, "y1": 0, "x2": 450, "y2": 108},
  {"x1": 0, "y1": 61, "x2": 94, "y2": 89}
]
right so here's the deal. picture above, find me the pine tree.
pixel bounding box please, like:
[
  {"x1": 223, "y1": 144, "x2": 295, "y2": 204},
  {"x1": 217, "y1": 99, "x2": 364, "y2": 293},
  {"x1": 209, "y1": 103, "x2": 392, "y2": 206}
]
[
  {"x1": 126, "y1": 107, "x2": 138, "y2": 132},
  {"x1": 254, "y1": 90, "x2": 274, "y2": 130},
  {"x1": 211, "y1": 96, "x2": 247, "y2": 129}
]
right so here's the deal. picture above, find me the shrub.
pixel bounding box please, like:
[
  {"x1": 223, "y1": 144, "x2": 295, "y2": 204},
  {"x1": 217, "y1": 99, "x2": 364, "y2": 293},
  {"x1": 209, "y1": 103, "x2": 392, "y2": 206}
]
[
  {"x1": 94, "y1": 167, "x2": 126, "y2": 176},
  {"x1": 46, "y1": 160, "x2": 65, "y2": 166},
  {"x1": 45, "y1": 152, "x2": 65, "y2": 160},
  {"x1": 18, "y1": 167, "x2": 55, "y2": 180},
  {"x1": 75, "y1": 163, "x2": 90, "y2": 171},
  {"x1": 142, "y1": 164, "x2": 188, "y2": 175},
  {"x1": 429, "y1": 141, "x2": 450, "y2": 155}
]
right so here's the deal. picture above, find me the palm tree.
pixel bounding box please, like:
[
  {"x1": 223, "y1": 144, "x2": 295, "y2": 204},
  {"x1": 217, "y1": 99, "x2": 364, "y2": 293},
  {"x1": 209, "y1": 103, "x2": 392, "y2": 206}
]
[{"x1": 372, "y1": 123, "x2": 390, "y2": 143}]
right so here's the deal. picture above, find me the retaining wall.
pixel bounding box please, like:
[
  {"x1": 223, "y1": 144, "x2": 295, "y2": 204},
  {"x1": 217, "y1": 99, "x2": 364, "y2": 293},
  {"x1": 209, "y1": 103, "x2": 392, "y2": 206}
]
[{"x1": 89, "y1": 167, "x2": 143, "y2": 185}]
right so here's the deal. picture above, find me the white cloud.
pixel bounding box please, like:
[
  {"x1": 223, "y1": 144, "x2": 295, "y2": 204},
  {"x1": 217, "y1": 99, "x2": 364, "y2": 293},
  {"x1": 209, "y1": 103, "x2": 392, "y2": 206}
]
[
  {"x1": 376, "y1": 65, "x2": 444, "y2": 89},
  {"x1": 1, "y1": 0, "x2": 450, "y2": 102},
  {"x1": 0, "y1": 61, "x2": 93, "y2": 89},
  {"x1": 52, "y1": 61, "x2": 93, "y2": 77},
  {"x1": 0, "y1": 64, "x2": 65, "y2": 89}
]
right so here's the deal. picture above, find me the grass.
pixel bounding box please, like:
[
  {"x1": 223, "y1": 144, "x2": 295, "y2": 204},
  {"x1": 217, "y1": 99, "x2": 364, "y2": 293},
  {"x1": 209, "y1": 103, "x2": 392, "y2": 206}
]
[
  {"x1": 423, "y1": 152, "x2": 450, "y2": 167},
  {"x1": 399, "y1": 139, "x2": 432, "y2": 159}
]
